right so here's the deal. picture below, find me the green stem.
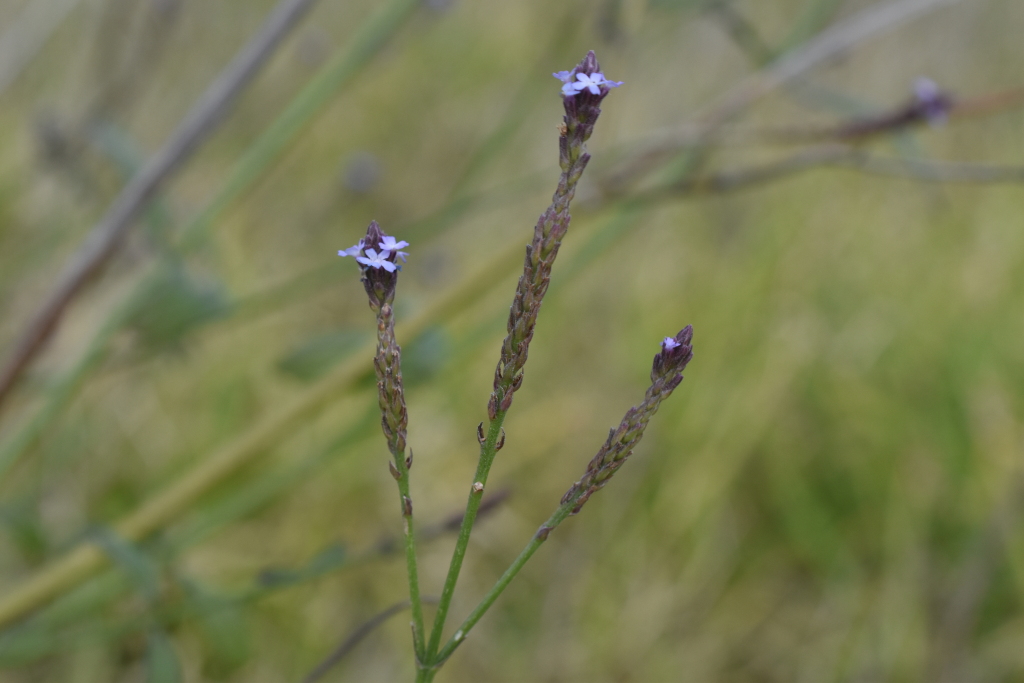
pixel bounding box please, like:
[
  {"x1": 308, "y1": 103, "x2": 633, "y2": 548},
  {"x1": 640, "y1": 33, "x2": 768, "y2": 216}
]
[
  {"x1": 423, "y1": 411, "x2": 508, "y2": 663},
  {"x1": 394, "y1": 456, "x2": 427, "y2": 665},
  {"x1": 425, "y1": 496, "x2": 579, "y2": 678}
]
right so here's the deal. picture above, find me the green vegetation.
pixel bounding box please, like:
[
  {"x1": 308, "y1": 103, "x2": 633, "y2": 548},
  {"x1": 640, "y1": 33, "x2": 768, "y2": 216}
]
[{"x1": 1, "y1": 0, "x2": 1023, "y2": 680}]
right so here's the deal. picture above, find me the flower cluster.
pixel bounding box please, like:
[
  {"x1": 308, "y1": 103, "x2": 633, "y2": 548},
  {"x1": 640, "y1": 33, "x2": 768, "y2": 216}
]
[
  {"x1": 338, "y1": 233, "x2": 409, "y2": 273},
  {"x1": 553, "y1": 69, "x2": 622, "y2": 97},
  {"x1": 341, "y1": 220, "x2": 409, "y2": 311}
]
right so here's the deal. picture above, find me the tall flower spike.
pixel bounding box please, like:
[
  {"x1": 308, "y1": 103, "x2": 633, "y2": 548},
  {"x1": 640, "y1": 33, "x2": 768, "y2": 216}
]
[
  {"x1": 488, "y1": 51, "x2": 620, "y2": 420},
  {"x1": 345, "y1": 218, "x2": 426, "y2": 657},
  {"x1": 562, "y1": 326, "x2": 694, "y2": 514}
]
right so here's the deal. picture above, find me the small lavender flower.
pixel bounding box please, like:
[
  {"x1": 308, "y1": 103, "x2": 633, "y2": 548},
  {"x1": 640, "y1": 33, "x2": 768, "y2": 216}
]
[
  {"x1": 338, "y1": 239, "x2": 364, "y2": 257},
  {"x1": 378, "y1": 235, "x2": 410, "y2": 262},
  {"x1": 379, "y1": 235, "x2": 409, "y2": 252},
  {"x1": 571, "y1": 72, "x2": 622, "y2": 95},
  {"x1": 357, "y1": 248, "x2": 397, "y2": 272},
  {"x1": 554, "y1": 68, "x2": 622, "y2": 97},
  {"x1": 562, "y1": 326, "x2": 694, "y2": 514},
  {"x1": 553, "y1": 70, "x2": 580, "y2": 96}
]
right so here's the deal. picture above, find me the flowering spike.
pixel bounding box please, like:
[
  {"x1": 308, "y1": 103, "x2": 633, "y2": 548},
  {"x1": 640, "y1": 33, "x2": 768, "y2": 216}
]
[
  {"x1": 486, "y1": 52, "x2": 618, "y2": 420},
  {"x1": 563, "y1": 327, "x2": 694, "y2": 514}
]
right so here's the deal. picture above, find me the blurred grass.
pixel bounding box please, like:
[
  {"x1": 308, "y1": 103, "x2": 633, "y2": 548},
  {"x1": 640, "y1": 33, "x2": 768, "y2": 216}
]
[{"x1": 3, "y1": 0, "x2": 1024, "y2": 681}]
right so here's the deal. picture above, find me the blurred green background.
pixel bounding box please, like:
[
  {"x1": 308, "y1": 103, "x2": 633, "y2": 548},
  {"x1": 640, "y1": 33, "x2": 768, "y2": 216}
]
[{"x1": 1, "y1": 0, "x2": 1024, "y2": 680}]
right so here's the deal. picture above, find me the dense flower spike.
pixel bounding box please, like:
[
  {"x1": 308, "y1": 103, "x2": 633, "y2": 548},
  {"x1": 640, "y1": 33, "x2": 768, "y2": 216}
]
[
  {"x1": 561, "y1": 326, "x2": 694, "y2": 514},
  {"x1": 489, "y1": 51, "x2": 619, "y2": 420},
  {"x1": 425, "y1": 52, "x2": 624, "y2": 670},
  {"x1": 343, "y1": 219, "x2": 426, "y2": 658}
]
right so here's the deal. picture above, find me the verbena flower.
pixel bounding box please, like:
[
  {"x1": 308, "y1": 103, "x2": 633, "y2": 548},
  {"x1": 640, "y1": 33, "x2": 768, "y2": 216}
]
[
  {"x1": 357, "y1": 248, "x2": 397, "y2": 272},
  {"x1": 662, "y1": 336, "x2": 680, "y2": 351},
  {"x1": 379, "y1": 235, "x2": 410, "y2": 262},
  {"x1": 553, "y1": 68, "x2": 623, "y2": 97},
  {"x1": 379, "y1": 235, "x2": 409, "y2": 251},
  {"x1": 338, "y1": 239, "x2": 364, "y2": 257}
]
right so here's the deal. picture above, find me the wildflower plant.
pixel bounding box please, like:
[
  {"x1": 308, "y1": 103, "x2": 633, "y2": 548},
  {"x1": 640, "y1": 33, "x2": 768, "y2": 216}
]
[{"x1": 337, "y1": 51, "x2": 694, "y2": 681}]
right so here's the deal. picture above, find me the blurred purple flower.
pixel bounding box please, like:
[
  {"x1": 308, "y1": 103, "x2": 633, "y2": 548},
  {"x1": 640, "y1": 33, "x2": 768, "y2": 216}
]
[
  {"x1": 913, "y1": 77, "x2": 950, "y2": 126},
  {"x1": 662, "y1": 337, "x2": 681, "y2": 351}
]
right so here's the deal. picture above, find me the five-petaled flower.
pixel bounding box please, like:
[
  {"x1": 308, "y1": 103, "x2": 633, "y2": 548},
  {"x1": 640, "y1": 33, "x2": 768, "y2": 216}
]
[
  {"x1": 379, "y1": 235, "x2": 410, "y2": 262},
  {"x1": 338, "y1": 239, "x2": 364, "y2": 257},
  {"x1": 662, "y1": 337, "x2": 681, "y2": 351},
  {"x1": 356, "y1": 248, "x2": 398, "y2": 272},
  {"x1": 554, "y1": 69, "x2": 623, "y2": 97}
]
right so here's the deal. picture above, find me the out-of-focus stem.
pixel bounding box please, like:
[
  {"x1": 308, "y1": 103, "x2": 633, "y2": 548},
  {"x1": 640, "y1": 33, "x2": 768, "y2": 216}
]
[
  {"x1": 426, "y1": 495, "x2": 578, "y2": 676},
  {"x1": 423, "y1": 411, "x2": 507, "y2": 664}
]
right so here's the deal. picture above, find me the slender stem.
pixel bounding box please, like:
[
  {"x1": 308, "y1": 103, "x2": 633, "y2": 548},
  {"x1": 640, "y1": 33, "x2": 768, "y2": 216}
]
[
  {"x1": 425, "y1": 496, "x2": 579, "y2": 677},
  {"x1": 394, "y1": 456, "x2": 427, "y2": 664},
  {"x1": 423, "y1": 411, "x2": 508, "y2": 663},
  {"x1": 0, "y1": 0, "x2": 321, "y2": 412}
]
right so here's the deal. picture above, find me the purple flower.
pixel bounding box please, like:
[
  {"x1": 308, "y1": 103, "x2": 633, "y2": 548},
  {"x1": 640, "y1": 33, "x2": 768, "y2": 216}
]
[
  {"x1": 379, "y1": 235, "x2": 409, "y2": 252},
  {"x1": 556, "y1": 68, "x2": 624, "y2": 97},
  {"x1": 356, "y1": 248, "x2": 397, "y2": 273},
  {"x1": 338, "y1": 239, "x2": 364, "y2": 257},
  {"x1": 662, "y1": 337, "x2": 681, "y2": 351},
  {"x1": 566, "y1": 72, "x2": 624, "y2": 96},
  {"x1": 913, "y1": 77, "x2": 950, "y2": 126},
  {"x1": 553, "y1": 70, "x2": 579, "y2": 96}
]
